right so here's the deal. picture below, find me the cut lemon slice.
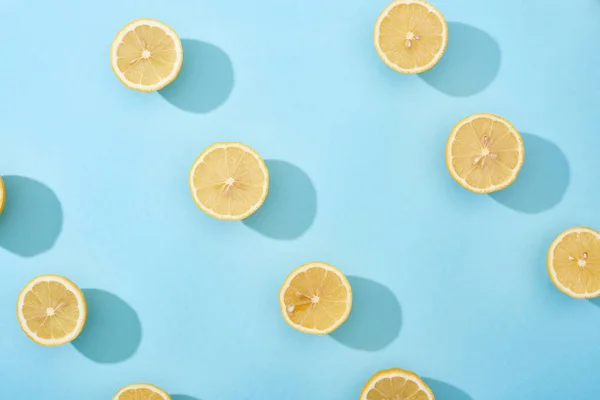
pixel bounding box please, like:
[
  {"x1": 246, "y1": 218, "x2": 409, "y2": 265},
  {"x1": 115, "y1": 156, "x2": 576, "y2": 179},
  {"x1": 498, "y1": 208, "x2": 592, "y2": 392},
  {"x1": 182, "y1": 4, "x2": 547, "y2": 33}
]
[
  {"x1": 446, "y1": 113, "x2": 524, "y2": 193},
  {"x1": 361, "y1": 368, "x2": 435, "y2": 400},
  {"x1": 110, "y1": 19, "x2": 183, "y2": 92},
  {"x1": 279, "y1": 262, "x2": 352, "y2": 335},
  {"x1": 374, "y1": 0, "x2": 448, "y2": 74},
  {"x1": 17, "y1": 275, "x2": 87, "y2": 346},
  {"x1": 0, "y1": 176, "x2": 5, "y2": 215},
  {"x1": 189, "y1": 142, "x2": 269, "y2": 220},
  {"x1": 113, "y1": 384, "x2": 171, "y2": 400},
  {"x1": 547, "y1": 227, "x2": 600, "y2": 299}
]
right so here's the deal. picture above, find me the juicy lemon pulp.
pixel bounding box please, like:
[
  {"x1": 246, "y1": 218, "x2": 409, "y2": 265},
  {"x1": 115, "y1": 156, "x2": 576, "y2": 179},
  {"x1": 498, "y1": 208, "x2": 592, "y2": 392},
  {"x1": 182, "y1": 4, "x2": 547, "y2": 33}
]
[
  {"x1": 361, "y1": 368, "x2": 434, "y2": 400},
  {"x1": 374, "y1": 0, "x2": 448, "y2": 74},
  {"x1": 114, "y1": 384, "x2": 171, "y2": 400},
  {"x1": 189, "y1": 143, "x2": 269, "y2": 220},
  {"x1": 111, "y1": 19, "x2": 182, "y2": 92},
  {"x1": 280, "y1": 262, "x2": 352, "y2": 335},
  {"x1": 548, "y1": 227, "x2": 600, "y2": 298},
  {"x1": 17, "y1": 275, "x2": 87, "y2": 346},
  {"x1": 446, "y1": 113, "x2": 524, "y2": 193}
]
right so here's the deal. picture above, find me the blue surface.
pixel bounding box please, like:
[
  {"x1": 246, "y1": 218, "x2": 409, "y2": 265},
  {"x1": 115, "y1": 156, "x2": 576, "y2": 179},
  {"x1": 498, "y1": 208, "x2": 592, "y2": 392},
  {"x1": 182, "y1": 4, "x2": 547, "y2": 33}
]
[{"x1": 1, "y1": 0, "x2": 599, "y2": 399}]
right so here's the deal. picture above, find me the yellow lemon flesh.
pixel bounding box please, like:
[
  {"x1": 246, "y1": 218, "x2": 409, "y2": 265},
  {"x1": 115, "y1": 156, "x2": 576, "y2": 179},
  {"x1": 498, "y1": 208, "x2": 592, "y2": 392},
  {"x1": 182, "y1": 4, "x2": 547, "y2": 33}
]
[
  {"x1": 547, "y1": 227, "x2": 600, "y2": 299},
  {"x1": 111, "y1": 19, "x2": 183, "y2": 92},
  {"x1": 189, "y1": 142, "x2": 269, "y2": 220},
  {"x1": 17, "y1": 275, "x2": 87, "y2": 346},
  {"x1": 374, "y1": 0, "x2": 448, "y2": 74},
  {"x1": 361, "y1": 368, "x2": 435, "y2": 400},
  {"x1": 446, "y1": 113, "x2": 524, "y2": 193},
  {"x1": 113, "y1": 384, "x2": 171, "y2": 400},
  {"x1": 0, "y1": 176, "x2": 5, "y2": 215},
  {"x1": 279, "y1": 262, "x2": 352, "y2": 335}
]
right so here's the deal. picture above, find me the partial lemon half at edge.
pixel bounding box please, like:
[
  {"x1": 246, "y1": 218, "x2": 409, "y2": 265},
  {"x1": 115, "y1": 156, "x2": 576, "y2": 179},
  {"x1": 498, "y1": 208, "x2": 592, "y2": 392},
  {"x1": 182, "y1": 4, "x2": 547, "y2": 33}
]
[
  {"x1": 189, "y1": 142, "x2": 269, "y2": 220},
  {"x1": 279, "y1": 262, "x2": 352, "y2": 335},
  {"x1": 17, "y1": 275, "x2": 87, "y2": 346},
  {"x1": 0, "y1": 176, "x2": 5, "y2": 215},
  {"x1": 360, "y1": 368, "x2": 435, "y2": 400},
  {"x1": 113, "y1": 383, "x2": 171, "y2": 400},
  {"x1": 374, "y1": 0, "x2": 448, "y2": 74},
  {"x1": 446, "y1": 113, "x2": 524, "y2": 194},
  {"x1": 547, "y1": 227, "x2": 600, "y2": 299},
  {"x1": 110, "y1": 18, "x2": 183, "y2": 92}
]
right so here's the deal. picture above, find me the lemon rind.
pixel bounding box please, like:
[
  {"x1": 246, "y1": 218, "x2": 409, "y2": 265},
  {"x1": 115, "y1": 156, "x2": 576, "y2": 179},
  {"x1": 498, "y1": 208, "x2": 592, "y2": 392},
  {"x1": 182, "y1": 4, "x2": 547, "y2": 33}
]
[
  {"x1": 113, "y1": 383, "x2": 171, "y2": 400},
  {"x1": 188, "y1": 142, "x2": 269, "y2": 221},
  {"x1": 360, "y1": 368, "x2": 435, "y2": 400},
  {"x1": 445, "y1": 113, "x2": 524, "y2": 194},
  {"x1": 374, "y1": 0, "x2": 448, "y2": 74},
  {"x1": 16, "y1": 274, "x2": 87, "y2": 346},
  {"x1": 279, "y1": 262, "x2": 353, "y2": 335},
  {"x1": 110, "y1": 18, "x2": 183, "y2": 92},
  {"x1": 547, "y1": 226, "x2": 600, "y2": 299}
]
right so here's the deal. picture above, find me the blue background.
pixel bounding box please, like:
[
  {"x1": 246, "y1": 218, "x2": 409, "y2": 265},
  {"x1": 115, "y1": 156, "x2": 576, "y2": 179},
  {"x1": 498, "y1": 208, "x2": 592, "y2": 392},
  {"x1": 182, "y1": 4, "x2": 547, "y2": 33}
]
[{"x1": 1, "y1": 0, "x2": 599, "y2": 399}]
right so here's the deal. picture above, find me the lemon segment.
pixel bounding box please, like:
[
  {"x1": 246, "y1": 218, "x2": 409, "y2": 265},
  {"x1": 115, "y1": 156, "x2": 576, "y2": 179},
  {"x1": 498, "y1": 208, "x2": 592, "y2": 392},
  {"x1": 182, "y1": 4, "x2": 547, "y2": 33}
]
[
  {"x1": 360, "y1": 368, "x2": 435, "y2": 400},
  {"x1": 189, "y1": 142, "x2": 269, "y2": 220},
  {"x1": 0, "y1": 176, "x2": 5, "y2": 215},
  {"x1": 16, "y1": 275, "x2": 87, "y2": 346},
  {"x1": 374, "y1": 0, "x2": 448, "y2": 74},
  {"x1": 279, "y1": 262, "x2": 352, "y2": 335},
  {"x1": 547, "y1": 227, "x2": 600, "y2": 299},
  {"x1": 113, "y1": 384, "x2": 171, "y2": 400},
  {"x1": 110, "y1": 19, "x2": 183, "y2": 92},
  {"x1": 446, "y1": 113, "x2": 524, "y2": 193}
]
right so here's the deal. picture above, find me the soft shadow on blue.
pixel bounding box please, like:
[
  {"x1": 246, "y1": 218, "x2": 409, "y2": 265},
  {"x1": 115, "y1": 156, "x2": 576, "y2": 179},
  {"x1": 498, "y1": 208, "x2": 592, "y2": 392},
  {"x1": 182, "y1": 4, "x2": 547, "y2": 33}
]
[
  {"x1": 243, "y1": 160, "x2": 317, "y2": 240},
  {"x1": 330, "y1": 276, "x2": 401, "y2": 351},
  {"x1": 72, "y1": 289, "x2": 141, "y2": 363},
  {"x1": 171, "y1": 395, "x2": 201, "y2": 400},
  {"x1": 590, "y1": 298, "x2": 600, "y2": 309},
  {"x1": 159, "y1": 39, "x2": 234, "y2": 113},
  {"x1": 423, "y1": 378, "x2": 473, "y2": 400},
  {"x1": 491, "y1": 133, "x2": 569, "y2": 213},
  {"x1": 420, "y1": 22, "x2": 501, "y2": 97},
  {"x1": 0, "y1": 175, "x2": 62, "y2": 257}
]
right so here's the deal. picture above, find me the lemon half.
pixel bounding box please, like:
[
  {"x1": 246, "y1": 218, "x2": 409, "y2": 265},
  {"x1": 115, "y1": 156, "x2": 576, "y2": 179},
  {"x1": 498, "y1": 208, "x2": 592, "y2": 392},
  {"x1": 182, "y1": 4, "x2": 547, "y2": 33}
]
[
  {"x1": 189, "y1": 142, "x2": 269, "y2": 220},
  {"x1": 17, "y1": 275, "x2": 87, "y2": 346},
  {"x1": 113, "y1": 383, "x2": 171, "y2": 400},
  {"x1": 110, "y1": 19, "x2": 183, "y2": 92},
  {"x1": 0, "y1": 176, "x2": 5, "y2": 215},
  {"x1": 279, "y1": 262, "x2": 352, "y2": 335},
  {"x1": 360, "y1": 368, "x2": 435, "y2": 400},
  {"x1": 374, "y1": 0, "x2": 448, "y2": 74},
  {"x1": 446, "y1": 113, "x2": 524, "y2": 193},
  {"x1": 547, "y1": 227, "x2": 600, "y2": 299}
]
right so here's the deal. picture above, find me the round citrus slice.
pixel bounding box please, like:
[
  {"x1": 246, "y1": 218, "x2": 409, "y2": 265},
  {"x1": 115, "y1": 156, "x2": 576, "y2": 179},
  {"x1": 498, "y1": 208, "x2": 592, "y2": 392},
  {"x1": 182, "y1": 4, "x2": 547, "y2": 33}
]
[
  {"x1": 110, "y1": 19, "x2": 183, "y2": 92},
  {"x1": 547, "y1": 227, "x2": 600, "y2": 299},
  {"x1": 189, "y1": 142, "x2": 269, "y2": 220},
  {"x1": 374, "y1": 0, "x2": 448, "y2": 74},
  {"x1": 279, "y1": 262, "x2": 352, "y2": 335},
  {"x1": 0, "y1": 176, "x2": 5, "y2": 215},
  {"x1": 17, "y1": 275, "x2": 87, "y2": 346},
  {"x1": 360, "y1": 368, "x2": 435, "y2": 400},
  {"x1": 446, "y1": 113, "x2": 524, "y2": 193},
  {"x1": 113, "y1": 384, "x2": 171, "y2": 400}
]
